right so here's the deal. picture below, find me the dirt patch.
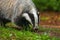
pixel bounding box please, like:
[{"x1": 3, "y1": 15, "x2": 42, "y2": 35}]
[
  {"x1": 39, "y1": 11, "x2": 60, "y2": 37},
  {"x1": 40, "y1": 11, "x2": 60, "y2": 27}
]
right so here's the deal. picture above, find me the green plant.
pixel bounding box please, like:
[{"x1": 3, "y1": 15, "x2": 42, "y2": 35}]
[{"x1": 0, "y1": 26, "x2": 60, "y2": 40}]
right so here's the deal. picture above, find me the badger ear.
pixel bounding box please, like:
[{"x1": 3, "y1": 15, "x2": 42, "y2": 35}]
[{"x1": 38, "y1": 12, "x2": 40, "y2": 15}]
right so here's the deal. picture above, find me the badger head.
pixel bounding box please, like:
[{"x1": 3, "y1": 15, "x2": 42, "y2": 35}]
[{"x1": 21, "y1": 8, "x2": 39, "y2": 30}]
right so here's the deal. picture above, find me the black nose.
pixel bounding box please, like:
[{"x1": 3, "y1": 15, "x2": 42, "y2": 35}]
[
  {"x1": 33, "y1": 26, "x2": 39, "y2": 30},
  {"x1": 31, "y1": 26, "x2": 39, "y2": 32}
]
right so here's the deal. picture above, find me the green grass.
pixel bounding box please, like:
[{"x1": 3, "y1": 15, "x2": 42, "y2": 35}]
[{"x1": 0, "y1": 26, "x2": 60, "y2": 40}]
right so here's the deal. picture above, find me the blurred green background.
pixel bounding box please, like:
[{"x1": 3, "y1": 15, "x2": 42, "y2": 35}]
[{"x1": 33, "y1": 0, "x2": 60, "y2": 11}]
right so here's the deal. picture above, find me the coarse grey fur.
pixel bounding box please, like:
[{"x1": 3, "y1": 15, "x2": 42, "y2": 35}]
[{"x1": 0, "y1": 0, "x2": 39, "y2": 29}]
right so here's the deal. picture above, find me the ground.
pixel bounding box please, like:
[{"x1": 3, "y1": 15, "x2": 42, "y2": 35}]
[
  {"x1": 40, "y1": 11, "x2": 60, "y2": 26},
  {"x1": 40, "y1": 11, "x2": 60, "y2": 37}
]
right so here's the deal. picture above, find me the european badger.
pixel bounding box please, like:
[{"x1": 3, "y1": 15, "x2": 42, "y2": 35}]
[{"x1": 0, "y1": 0, "x2": 39, "y2": 30}]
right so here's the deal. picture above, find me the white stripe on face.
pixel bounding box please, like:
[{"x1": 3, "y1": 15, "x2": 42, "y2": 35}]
[
  {"x1": 22, "y1": 13, "x2": 33, "y2": 26},
  {"x1": 29, "y1": 8, "x2": 38, "y2": 29}
]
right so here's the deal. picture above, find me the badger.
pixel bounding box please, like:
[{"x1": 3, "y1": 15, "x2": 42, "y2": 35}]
[{"x1": 0, "y1": 0, "x2": 39, "y2": 30}]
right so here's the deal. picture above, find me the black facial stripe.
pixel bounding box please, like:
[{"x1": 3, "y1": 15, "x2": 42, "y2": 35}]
[
  {"x1": 36, "y1": 9, "x2": 39, "y2": 26},
  {"x1": 37, "y1": 12, "x2": 39, "y2": 26},
  {"x1": 27, "y1": 13, "x2": 35, "y2": 27}
]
